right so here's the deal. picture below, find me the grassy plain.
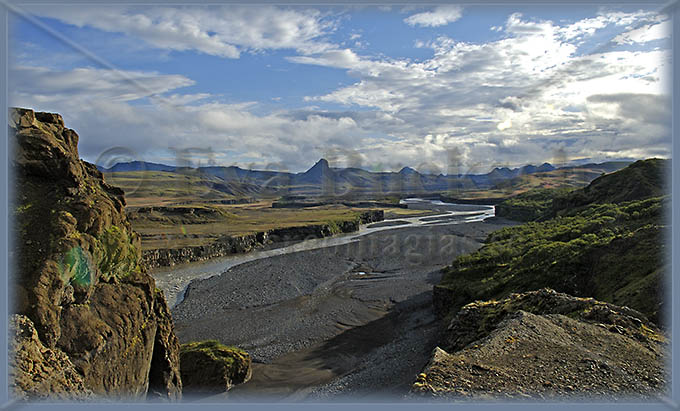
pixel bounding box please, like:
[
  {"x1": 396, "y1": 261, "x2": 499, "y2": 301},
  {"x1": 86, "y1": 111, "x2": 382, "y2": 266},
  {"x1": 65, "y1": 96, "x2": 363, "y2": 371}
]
[{"x1": 104, "y1": 170, "x2": 442, "y2": 251}]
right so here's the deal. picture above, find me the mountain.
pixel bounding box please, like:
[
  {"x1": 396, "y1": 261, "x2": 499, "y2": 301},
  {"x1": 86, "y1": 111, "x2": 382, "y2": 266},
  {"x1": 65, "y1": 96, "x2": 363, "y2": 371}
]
[
  {"x1": 495, "y1": 159, "x2": 667, "y2": 222},
  {"x1": 435, "y1": 158, "x2": 669, "y2": 323},
  {"x1": 97, "y1": 161, "x2": 177, "y2": 173},
  {"x1": 295, "y1": 158, "x2": 334, "y2": 185},
  {"x1": 519, "y1": 162, "x2": 555, "y2": 174},
  {"x1": 550, "y1": 158, "x2": 668, "y2": 215},
  {"x1": 399, "y1": 166, "x2": 418, "y2": 175},
  {"x1": 98, "y1": 158, "x2": 648, "y2": 199}
]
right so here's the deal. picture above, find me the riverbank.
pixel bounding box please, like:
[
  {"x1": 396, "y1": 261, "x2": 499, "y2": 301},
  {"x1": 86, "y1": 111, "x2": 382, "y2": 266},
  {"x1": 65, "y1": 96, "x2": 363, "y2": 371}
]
[
  {"x1": 171, "y1": 216, "x2": 517, "y2": 401},
  {"x1": 143, "y1": 210, "x2": 384, "y2": 268}
]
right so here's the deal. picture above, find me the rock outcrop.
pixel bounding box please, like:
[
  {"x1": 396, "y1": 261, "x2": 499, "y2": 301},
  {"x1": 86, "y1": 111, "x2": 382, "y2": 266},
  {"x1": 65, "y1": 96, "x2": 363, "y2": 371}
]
[
  {"x1": 9, "y1": 108, "x2": 182, "y2": 400},
  {"x1": 179, "y1": 340, "x2": 252, "y2": 396},
  {"x1": 9, "y1": 314, "x2": 93, "y2": 400},
  {"x1": 142, "y1": 210, "x2": 384, "y2": 268},
  {"x1": 412, "y1": 289, "x2": 668, "y2": 400}
]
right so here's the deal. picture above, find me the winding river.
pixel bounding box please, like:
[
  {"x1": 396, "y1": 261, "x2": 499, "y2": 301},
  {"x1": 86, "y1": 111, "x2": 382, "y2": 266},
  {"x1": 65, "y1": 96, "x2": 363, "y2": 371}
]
[
  {"x1": 164, "y1": 198, "x2": 510, "y2": 400},
  {"x1": 152, "y1": 199, "x2": 495, "y2": 308}
]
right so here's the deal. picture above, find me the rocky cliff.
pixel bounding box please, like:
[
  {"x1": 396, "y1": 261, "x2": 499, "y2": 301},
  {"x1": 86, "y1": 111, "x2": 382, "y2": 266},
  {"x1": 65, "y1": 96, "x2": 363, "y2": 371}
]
[
  {"x1": 9, "y1": 108, "x2": 182, "y2": 400},
  {"x1": 412, "y1": 289, "x2": 668, "y2": 399},
  {"x1": 142, "y1": 210, "x2": 384, "y2": 268}
]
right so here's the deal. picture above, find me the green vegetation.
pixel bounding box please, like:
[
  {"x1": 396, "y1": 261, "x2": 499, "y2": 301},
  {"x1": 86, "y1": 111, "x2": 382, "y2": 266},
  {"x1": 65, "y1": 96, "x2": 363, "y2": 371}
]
[
  {"x1": 440, "y1": 196, "x2": 667, "y2": 322},
  {"x1": 95, "y1": 225, "x2": 140, "y2": 281},
  {"x1": 180, "y1": 340, "x2": 248, "y2": 369},
  {"x1": 549, "y1": 158, "x2": 667, "y2": 217},
  {"x1": 495, "y1": 187, "x2": 574, "y2": 222},
  {"x1": 438, "y1": 159, "x2": 669, "y2": 324}
]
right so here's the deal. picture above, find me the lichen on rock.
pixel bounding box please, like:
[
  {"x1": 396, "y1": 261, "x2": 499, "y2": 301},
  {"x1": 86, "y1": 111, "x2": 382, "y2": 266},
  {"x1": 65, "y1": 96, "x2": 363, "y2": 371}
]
[{"x1": 9, "y1": 314, "x2": 93, "y2": 401}]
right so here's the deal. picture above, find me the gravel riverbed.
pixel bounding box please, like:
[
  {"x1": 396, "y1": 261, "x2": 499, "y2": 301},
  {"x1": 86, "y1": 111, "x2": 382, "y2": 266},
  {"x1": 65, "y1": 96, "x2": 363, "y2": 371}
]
[{"x1": 170, "y1": 216, "x2": 516, "y2": 401}]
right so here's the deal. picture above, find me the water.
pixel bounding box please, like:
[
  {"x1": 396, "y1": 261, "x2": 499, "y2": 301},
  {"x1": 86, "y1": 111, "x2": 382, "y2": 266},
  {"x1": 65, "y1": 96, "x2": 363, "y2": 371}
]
[{"x1": 152, "y1": 199, "x2": 495, "y2": 307}]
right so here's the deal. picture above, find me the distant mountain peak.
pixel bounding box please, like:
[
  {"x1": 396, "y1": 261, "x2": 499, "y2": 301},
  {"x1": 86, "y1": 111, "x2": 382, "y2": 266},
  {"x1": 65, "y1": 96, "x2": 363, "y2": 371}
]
[
  {"x1": 306, "y1": 158, "x2": 330, "y2": 172},
  {"x1": 536, "y1": 162, "x2": 556, "y2": 172},
  {"x1": 297, "y1": 158, "x2": 334, "y2": 184},
  {"x1": 399, "y1": 166, "x2": 418, "y2": 175}
]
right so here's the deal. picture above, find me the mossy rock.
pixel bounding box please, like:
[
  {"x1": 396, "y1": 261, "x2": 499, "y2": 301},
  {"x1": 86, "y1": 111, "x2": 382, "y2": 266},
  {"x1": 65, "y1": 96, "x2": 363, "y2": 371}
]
[
  {"x1": 179, "y1": 340, "x2": 251, "y2": 395},
  {"x1": 10, "y1": 108, "x2": 182, "y2": 400}
]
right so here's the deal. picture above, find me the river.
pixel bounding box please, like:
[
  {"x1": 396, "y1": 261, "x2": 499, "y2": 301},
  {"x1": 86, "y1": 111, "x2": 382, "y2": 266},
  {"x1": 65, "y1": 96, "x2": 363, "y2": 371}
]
[
  {"x1": 155, "y1": 199, "x2": 508, "y2": 401},
  {"x1": 152, "y1": 199, "x2": 495, "y2": 308}
]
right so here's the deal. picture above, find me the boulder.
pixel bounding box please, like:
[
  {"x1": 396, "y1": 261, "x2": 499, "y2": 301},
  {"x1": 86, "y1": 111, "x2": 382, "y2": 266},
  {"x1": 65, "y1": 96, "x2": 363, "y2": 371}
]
[{"x1": 180, "y1": 340, "x2": 252, "y2": 395}]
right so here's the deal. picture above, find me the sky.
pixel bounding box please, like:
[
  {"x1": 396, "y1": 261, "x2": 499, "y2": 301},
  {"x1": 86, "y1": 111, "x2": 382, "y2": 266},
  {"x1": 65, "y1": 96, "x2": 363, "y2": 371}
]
[{"x1": 8, "y1": 3, "x2": 672, "y2": 174}]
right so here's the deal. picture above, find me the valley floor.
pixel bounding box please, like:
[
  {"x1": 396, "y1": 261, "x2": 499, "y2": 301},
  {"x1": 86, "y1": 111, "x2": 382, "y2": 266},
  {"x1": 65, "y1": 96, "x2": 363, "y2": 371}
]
[{"x1": 171, "y1": 218, "x2": 515, "y2": 401}]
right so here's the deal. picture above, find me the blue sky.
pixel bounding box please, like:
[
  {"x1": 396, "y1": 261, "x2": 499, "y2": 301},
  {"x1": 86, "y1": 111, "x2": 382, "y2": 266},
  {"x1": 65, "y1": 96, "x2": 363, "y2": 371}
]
[{"x1": 8, "y1": 4, "x2": 672, "y2": 173}]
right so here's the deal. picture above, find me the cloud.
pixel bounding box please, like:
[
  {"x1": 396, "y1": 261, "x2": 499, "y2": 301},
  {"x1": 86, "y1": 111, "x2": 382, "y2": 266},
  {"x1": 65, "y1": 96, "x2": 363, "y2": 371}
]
[
  {"x1": 404, "y1": 6, "x2": 463, "y2": 27},
  {"x1": 292, "y1": 11, "x2": 671, "y2": 168},
  {"x1": 10, "y1": 65, "x2": 194, "y2": 102},
  {"x1": 10, "y1": 8, "x2": 671, "y2": 172},
  {"x1": 613, "y1": 19, "x2": 671, "y2": 44},
  {"x1": 24, "y1": 5, "x2": 338, "y2": 58},
  {"x1": 9, "y1": 64, "x2": 387, "y2": 172}
]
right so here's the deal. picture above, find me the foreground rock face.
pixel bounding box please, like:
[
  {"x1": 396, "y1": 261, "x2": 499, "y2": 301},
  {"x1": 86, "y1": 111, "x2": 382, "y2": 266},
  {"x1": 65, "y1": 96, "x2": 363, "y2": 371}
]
[
  {"x1": 9, "y1": 314, "x2": 93, "y2": 400},
  {"x1": 412, "y1": 289, "x2": 668, "y2": 400},
  {"x1": 179, "y1": 340, "x2": 252, "y2": 395},
  {"x1": 9, "y1": 108, "x2": 182, "y2": 400},
  {"x1": 142, "y1": 209, "x2": 384, "y2": 268}
]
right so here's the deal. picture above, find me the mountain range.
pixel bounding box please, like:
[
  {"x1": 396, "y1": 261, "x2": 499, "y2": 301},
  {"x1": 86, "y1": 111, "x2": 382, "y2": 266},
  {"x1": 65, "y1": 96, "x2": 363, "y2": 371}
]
[{"x1": 98, "y1": 159, "x2": 631, "y2": 198}]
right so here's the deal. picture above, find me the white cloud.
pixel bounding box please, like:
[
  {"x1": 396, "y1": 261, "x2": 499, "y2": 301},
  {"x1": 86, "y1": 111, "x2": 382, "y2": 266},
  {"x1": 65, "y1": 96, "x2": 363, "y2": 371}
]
[
  {"x1": 10, "y1": 65, "x2": 194, "y2": 103},
  {"x1": 10, "y1": 9, "x2": 671, "y2": 172},
  {"x1": 404, "y1": 6, "x2": 463, "y2": 27},
  {"x1": 292, "y1": 11, "x2": 671, "y2": 169},
  {"x1": 25, "y1": 5, "x2": 338, "y2": 58},
  {"x1": 613, "y1": 19, "x2": 671, "y2": 44},
  {"x1": 9, "y1": 64, "x2": 386, "y2": 172}
]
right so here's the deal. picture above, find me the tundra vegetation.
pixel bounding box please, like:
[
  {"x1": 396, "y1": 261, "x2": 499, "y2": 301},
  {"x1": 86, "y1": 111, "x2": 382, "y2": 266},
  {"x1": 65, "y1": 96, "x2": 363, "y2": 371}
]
[{"x1": 437, "y1": 159, "x2": 669, "y2": 324}]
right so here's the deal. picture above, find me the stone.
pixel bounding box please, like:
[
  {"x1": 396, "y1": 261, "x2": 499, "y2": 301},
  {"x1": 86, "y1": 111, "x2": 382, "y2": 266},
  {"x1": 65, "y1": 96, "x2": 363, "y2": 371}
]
[
  {"x1": 9, "y1": 314, "x2": 94, "y2": 400},
  {"x1": 180, "y1": 340, "x2": 252, "y2": 395},
  {"x1": 9, "y1": 107, "x2": 182, "y2": 400}
]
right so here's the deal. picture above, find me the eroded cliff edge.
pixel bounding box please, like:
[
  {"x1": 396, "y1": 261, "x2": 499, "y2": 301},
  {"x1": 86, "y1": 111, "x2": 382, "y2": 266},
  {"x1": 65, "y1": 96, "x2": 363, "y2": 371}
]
[
  {"x1": 417, "y1": 160, "x2": 669, "y2": 400},
  {"x1": 411, "y1": 289, "x2": 668, "y2": 400},
  {"x1": 9, "y1": 108, "x2": 182, "y2": 400}
]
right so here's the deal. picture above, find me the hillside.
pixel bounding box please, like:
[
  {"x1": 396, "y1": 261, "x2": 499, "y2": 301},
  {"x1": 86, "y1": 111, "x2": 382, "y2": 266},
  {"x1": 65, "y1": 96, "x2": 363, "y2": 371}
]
[
  {"x1": 435, "y1": 159, "x2": 669, "y2": 324},
  {"x1": 449, "y1": 161, "x2": 631, "y2": 204},
  {"x1": 495, "y1": 159, "x2": 665, "y2": 222},
  {"x1": 494, "y1": 188, "x2": 574, "y2": 222},
  {"x1": 550, "y1": 158, "x2": 668, "y2": 216},
  {"x1": 420, "y1": 159, "x2": 669, "y2": 399},
  {"x1": 412, "y1": 289, "x2": 667, "y2": 399},
  {"x1": 102, "y1": 170, "x2": 262, "y2": 207},
  {"x1": 100, "y1": 158, "x2": 580, "y2": 199}
]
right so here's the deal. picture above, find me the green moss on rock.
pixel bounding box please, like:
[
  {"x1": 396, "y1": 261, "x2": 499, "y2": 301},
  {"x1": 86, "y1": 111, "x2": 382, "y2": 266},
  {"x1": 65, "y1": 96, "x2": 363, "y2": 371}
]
[
  {"x1": 179, "y1": 340, "x2": 251, "y2": 395},
  {"x1": 95, "y1": 225, "x2": 140, "y2": 281}
]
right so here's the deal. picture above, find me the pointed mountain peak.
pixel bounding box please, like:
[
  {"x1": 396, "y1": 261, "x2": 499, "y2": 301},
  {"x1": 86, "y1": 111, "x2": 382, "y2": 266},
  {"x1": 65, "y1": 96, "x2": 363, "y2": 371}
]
[
  {"x1": 399, "y1": 166, "x2": 418, "y2": 175},
  {"x1": 307, "y1": 158, "x2": 330, "y2": 172}
]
